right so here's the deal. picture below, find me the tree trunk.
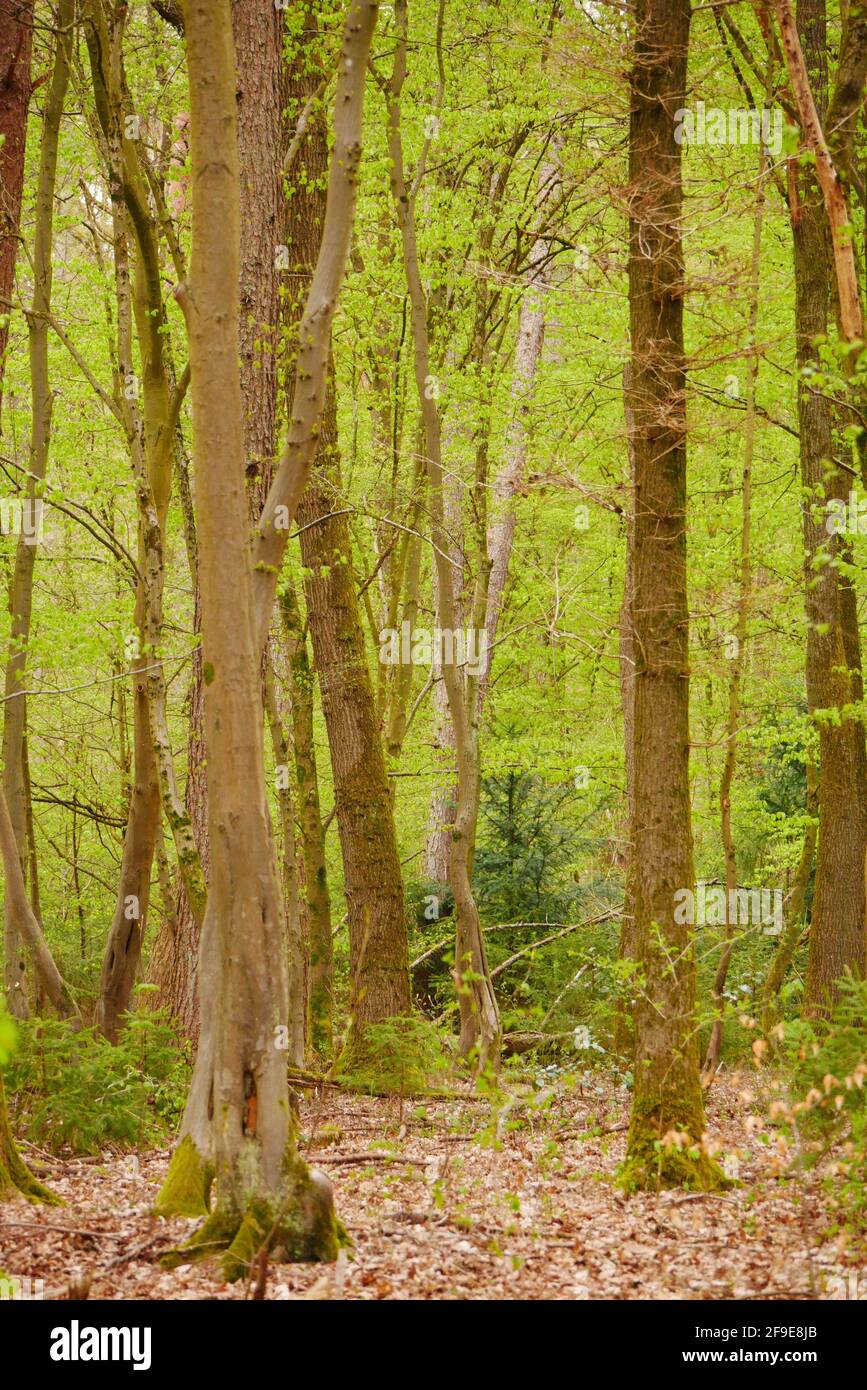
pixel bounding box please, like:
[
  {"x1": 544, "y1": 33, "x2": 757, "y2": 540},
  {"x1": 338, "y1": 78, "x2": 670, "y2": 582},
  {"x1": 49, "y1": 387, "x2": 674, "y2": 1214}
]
[
  {"x1": 703, "y1": 130, "x2": 767, "y2": 1080},
  {"x1": 788, "y1": 0, "x2": 867, "y2": 1016},
  {"x1": 614, "y1": 362, "x2": 637, "y2": 1059},
  {"x1": 283, "y1": 15, "x2": 411, "y2": 1054},
  {"x1": 86, "y1": 0, "x2": 175, "y2": 1041},
  {"x1": 384, "y1": 0, "x2": 500, "y2": 1066},
  {"x1": 296, "y1": 384, "x2": 412, "y2": 1049},
  {"x1": 154, "y1": 0, "x2": 341, "y2": 1277},
  {"x1": 622, "y1": 0, "x2": 721, "y2": 1189},
  {"x1": 2, "y1": 0, "x2": 74, "y2": 1020},
  {"x1": 0, "y1": 0, "x2": 34, "y2": 413},
  {"x1": 279, "y1": 582, "x2": 333, "y2": 1059},
  {"x1": 0, "y1": 1069, "x2": 57, "y2": 1204}
]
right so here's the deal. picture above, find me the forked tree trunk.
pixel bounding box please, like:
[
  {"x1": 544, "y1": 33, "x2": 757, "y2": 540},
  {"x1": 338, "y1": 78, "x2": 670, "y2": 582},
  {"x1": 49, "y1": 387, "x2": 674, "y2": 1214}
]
[
  {"x1": 622, "y1": 0, "x2": 721, "y2": 1190},
  {"x1": 155, "y1": 0, "x2": 378, "y2": 1275}
]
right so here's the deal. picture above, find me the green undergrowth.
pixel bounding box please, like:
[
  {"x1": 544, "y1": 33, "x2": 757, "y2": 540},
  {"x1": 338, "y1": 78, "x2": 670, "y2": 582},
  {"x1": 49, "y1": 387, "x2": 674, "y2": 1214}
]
[{"x1": 5, "y1": 1005, "x2": 189, "y2": 1154}]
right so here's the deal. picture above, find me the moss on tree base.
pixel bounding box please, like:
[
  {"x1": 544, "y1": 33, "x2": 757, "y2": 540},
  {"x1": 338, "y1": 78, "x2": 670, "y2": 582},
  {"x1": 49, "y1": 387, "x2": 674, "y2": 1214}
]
[
  {"x1": 158, "y1": 1143, "x2": 340, "y2": 1281},
  {"x1": 153, "y1": 1134, "x2": 214, "y2": 1219},
  {"x1": 0, "y1": 1079, "x2": 60, "y2": 1206},
  {"x1": 617, "y1": 1100, "x2": 727, "y2": 1194}
]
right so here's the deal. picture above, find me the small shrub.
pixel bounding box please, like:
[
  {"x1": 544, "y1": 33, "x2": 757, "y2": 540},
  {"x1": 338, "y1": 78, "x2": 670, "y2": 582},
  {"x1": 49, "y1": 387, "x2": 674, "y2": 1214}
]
[
  {"x1": 339, "y1": 1016, "x2": 451, "y2": 1095},
  {"x1": 6, "y1": 1009, "x2": 189, "y2": 1154}
]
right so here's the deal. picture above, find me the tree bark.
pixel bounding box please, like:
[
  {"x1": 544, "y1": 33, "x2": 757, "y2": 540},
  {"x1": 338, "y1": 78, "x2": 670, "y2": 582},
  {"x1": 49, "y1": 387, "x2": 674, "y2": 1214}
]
[
  {"x1": 283, "y1": 10, "x2": 411, "y2": 1055},
  {"x1": 622, "y1": 0, "x2": 721, "y2": 1189},
  {"x1": 384, "y1": 0, "x2": 501, "y2": 1066},
  {"x1": 279, "y1": 582, "x2": 333, "y2": 1059},
  {"x1": 787, "y1": 0, "x2": 867, "y2": 1015},
  {"x1": 0, "y1": 0, "x2": 34, "y2": 412},
  {"x1": 2, "y1": 0, "x2": 74, "y2": 1020},
  {"x1": 155, "y1": 0, "x2": 339, "y2": 1276}
]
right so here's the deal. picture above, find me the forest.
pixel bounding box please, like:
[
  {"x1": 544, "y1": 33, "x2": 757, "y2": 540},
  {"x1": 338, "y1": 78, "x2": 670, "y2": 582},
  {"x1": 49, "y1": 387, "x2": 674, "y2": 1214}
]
[{"x1": 0, "y1": 0, "x2": 866, "y2": 1327}]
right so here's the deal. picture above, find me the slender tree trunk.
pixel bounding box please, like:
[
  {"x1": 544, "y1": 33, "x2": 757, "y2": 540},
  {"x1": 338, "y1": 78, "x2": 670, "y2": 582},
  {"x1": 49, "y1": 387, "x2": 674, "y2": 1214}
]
[
  {"x1": 155, "y1": 0, "x2": 340, "y2": 1276},
  {"x1": 788, "y1": 0, "x2": 867, "y2": 1016},
  {"x1": 761, "y1": 762, "x2": 818, "y2": 1033},
  {"x1": 703, "y1": 134, "x2": 767, "y2": 1080},
  {"x1": 86, "y1": 0, "x2": 175, "y2": 1040},
  {"x1": 614, "y1": 362, "x2": 637, "y2": 1059},
  {"x1": 384, "y1": 0, "x2": 500, "y2": 1065},
  {"x1": 284, "y1": 15, "x2": 411, "y2": 1053},
  {"x1": 0, "y1": 1068, "x2": 57, "y2": 1204},
  {"x1": 296, "y1": 382, "x2": 412, "y2": 1048},
  {"x1": 147, "y1": 487, "x2": 207, "y2": 1042},
  {"x1": 3, "y1": 0, "x2": 74, "y2": 1019},
  {"x1": 0, "y1": 0, "x2": 34, "y2": 412},
  {"x1": 264, "y1": 658, "x2": 306, "y2": 1069},
  {"x1": 280, "y1": 582, "x2": 333, "y2": 1059},
  {"x1": 0, "y1": 780, "x2": 77, "y2": 1018},
  {"x1": 622, "y1": 0, "x2": 721, "y2": 1189}
]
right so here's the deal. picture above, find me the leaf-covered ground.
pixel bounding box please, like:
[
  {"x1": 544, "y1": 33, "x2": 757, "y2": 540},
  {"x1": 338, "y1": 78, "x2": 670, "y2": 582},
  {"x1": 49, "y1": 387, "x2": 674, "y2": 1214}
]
[{"x1": 2, "y1": 1075, "x2": 863, "y2": 1301}]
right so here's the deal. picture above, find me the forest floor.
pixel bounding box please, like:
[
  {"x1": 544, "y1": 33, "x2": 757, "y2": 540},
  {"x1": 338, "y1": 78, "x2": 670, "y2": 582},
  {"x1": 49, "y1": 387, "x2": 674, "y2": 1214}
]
[{"x1": 2, "y1": 1072, "x2": 863, "y2": 1301}]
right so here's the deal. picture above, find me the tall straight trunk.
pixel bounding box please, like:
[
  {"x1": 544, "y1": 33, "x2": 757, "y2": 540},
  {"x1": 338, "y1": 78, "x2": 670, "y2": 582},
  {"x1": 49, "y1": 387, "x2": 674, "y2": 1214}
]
[
  {"x1": 3, "y1": 0, "x2": 74, "y2": 1019},
  {"x1": 622, "y1": 0, "x2": 720, "y2": 1189},
  {"x1": 0, "y1": 0, "x2": 34, "y2": 410},
  {"x1": 280, "y1": 582, "x2": 333, "y2": 1059},
  {"x1": 155, "y1": 0, "x2": 339, "y2": 1277},
  {"x1": 789, "y1": 0, "x2": 867, "y2": 1016},
  {"x1": 146, "y1": 458, "x2": 207, "y2": 1041},
  {"x1": 761, "y1": 762, "x2": 818, "y2": 1033},
  {"x1": 614, "y1": 361, "x2": 637, "y2": 1059},
  {"x1": 233, "y1": 0, "x2": 310, "y2": 1045},
  {"x1": 478, "y1": 197, "x2": 550, "y2": 715},
  {"x1": 384, "y1": 0, "x2": 500, "y2": 1065},
  {"x1": 704, "y1": 132, "x2": 767, "y2": 1079},
  {"x1": 86, "y1": 0, "x2": 187, "y2": 1040},
  {"x1": 296, "y1": 382, "x2": 412, "y2": 1045},
  {"x1": 285, "y1": 17, "x2": 411, "y2": 1052}
]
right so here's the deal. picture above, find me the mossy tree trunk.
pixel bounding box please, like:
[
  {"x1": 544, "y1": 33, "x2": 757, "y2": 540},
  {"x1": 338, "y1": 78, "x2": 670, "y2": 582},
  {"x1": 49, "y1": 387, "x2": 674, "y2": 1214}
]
[
  {"x1": 0, "y1": 1072, "x2": 58, "y2": 1205},
  {"x1": 621, "y1": 0, "x2": 721, "y2": 1190}
]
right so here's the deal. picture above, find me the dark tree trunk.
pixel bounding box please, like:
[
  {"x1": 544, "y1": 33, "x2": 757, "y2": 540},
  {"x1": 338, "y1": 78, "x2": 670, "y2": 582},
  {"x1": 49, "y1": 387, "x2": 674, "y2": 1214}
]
[
  {"x1": 0, "y1": 0, "x2": 34, "y2": 411},
  {"x1": 622, "y1": 0, "x2": 720, "y2": 1189}
]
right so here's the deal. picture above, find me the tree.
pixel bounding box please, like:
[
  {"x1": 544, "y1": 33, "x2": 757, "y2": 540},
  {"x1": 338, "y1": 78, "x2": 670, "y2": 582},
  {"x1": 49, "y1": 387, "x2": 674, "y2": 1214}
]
[
  {"x1": 621, "y1": 0, "x2": 722, "y2": 1190},
  {"x1": 155, "y1": 0, "x2": 379, "y2": 1274}
]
